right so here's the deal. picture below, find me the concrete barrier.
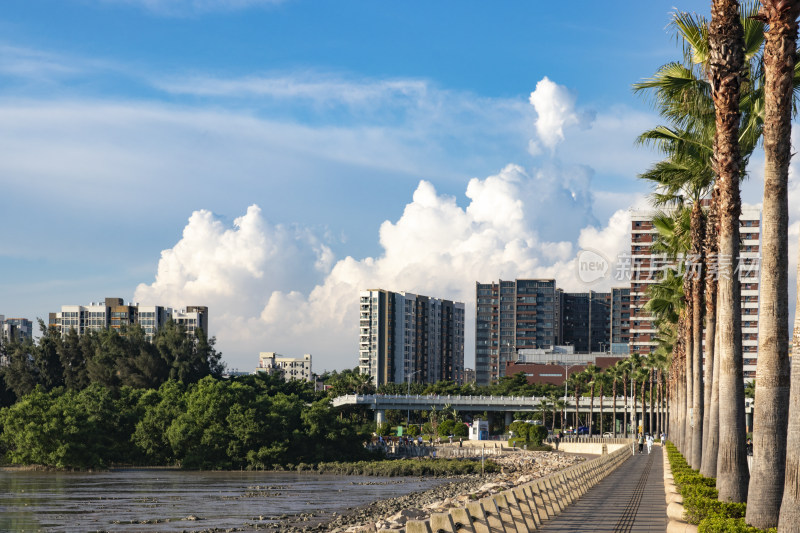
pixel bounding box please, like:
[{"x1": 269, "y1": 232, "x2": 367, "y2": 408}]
[
  {"x1": 385, "y1": 440, "x2": 634, "y2": 533},
  {"x1": 547, "y1": 442, "x2": 630, "y2": 454}
]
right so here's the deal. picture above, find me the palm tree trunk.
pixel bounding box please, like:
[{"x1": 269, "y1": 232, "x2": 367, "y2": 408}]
[
  {"x1": 747, "y1": 3, "x2": 797, "y2": 528},
  {"x1": 701, "y1": 189, "x2": 720, "y2": 478},
  {"x1": 640, "y1": 376, "x2": 646, "y2": 435},
  {"x1": 631, "y1": 376, "x2": 639, "y2": 435},
  {"x1": 709, "y1": 0, "x2": 749, "y2": 502},
  {"x1": 781, "y1": 229, "x2": 800, "y2": 530},
  {"x1": 691, "y1": 202, "x2": 706, "y2": 470},
  {"x1": 589, "y1": 384, "x2": 595, "y2": 437},
  {"x1": 707, "y1": 315, "x2": 722, "y2": 479},
  {"x1": 685, "y1": 304, "x2": 694, "y2": 464},
  {"x1": 623, "y1": 377, "x2": 629, "y2": 436},
  {"x1": 613, "y1": 379, "x2": 618, "y2": 438},
  {"x1": 649, "y1": 370, "x2": 654, "y2": 435},
  {"x1": 598, "y1": 383, "x2": 604, "y2": 436}
]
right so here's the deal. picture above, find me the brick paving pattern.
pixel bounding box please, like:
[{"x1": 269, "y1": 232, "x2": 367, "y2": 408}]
[{"x1": 537, "y1": 445, "x2": 667, "y2": 533}]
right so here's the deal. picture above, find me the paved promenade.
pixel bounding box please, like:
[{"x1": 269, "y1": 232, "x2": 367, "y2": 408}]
[{"x1": 537, "y1": 445, "x2": 667, "y2": 533}]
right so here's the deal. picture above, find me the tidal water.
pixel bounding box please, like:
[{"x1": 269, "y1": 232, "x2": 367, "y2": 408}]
[{"x1": 0, "y1": 468, "x2": 447, "y2": 532}]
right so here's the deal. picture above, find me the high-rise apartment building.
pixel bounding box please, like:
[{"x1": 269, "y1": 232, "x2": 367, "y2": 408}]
[
  {"x1": 49, "y1": 297, "x2": 208, "y2": 342},
  {"x1": 475, "y1": 279, "x2": 559, "y2": 386},
  {"x1": 610, "y1": 287, "x2": 631, "y2": 355},
  {"x1": 629, "y1": 207, "x2": 761, "y2": 379},
  {"x1": 0, "y1": 316, "x2": 34, "y2": 342},
  {"x1": 558, "y1": 290, "x2": 611, "y2": 353},
  {"x1": 358, "y1": 289, "x2": 465, "y2": 387}
]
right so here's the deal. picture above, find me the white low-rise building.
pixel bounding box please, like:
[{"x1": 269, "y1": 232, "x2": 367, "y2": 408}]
[{"x1": 256, "y1": 352, "x2": 312, "y2": 382}]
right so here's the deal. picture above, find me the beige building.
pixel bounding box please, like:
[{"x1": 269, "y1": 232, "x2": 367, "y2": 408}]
[
  {"x1": 256, "y1": 352, "x2": 313, "y2": 382},
  {"x1": 49, "y1": 297, "x2": 208, "y2": 342}
]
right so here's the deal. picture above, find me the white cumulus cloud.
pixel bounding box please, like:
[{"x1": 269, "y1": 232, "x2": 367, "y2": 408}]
[
  {"x1": 528, "y1": 76, "x2": 594, "y2": 152},
  {"x1": 135, "y1": 165, "x2": 632, "y2": 372}
]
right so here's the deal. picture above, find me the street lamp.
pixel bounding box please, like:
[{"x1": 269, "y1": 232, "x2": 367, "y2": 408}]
[{"x1": 407, "y1": 369, "x2": 423, "y2": 428}]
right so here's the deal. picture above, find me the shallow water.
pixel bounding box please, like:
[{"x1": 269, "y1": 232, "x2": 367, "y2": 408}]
[{"x1": 0, "y1": 469, "x2": 447, "y2": 532}]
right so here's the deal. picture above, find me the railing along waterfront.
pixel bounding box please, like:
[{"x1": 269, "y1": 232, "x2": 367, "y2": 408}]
[
  {"x1": 358, "y1": 441, "x2": 636, "y2": 533},
  {"x1": 332, "y1": 393, "x2": 646, "y2": 412}
]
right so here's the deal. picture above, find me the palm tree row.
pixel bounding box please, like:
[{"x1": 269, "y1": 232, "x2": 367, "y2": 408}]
[
  {"x1": 538, "y1": 357, "x2": 668, "y2": 438},
  {"x1": 635, "y1": 1, "x2": 800, "y2": 529}
]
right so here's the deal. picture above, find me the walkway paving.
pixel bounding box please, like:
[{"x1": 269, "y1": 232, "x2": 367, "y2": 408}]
[{"x1": 537, "y1": 445, "x2": 667, "y2": 533}]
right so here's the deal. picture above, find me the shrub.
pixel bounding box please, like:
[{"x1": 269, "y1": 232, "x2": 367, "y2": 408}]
[
  {"x1": 438, "y1": 420, "x2": 455, "y2": 437},
  {"x1": 452, "y1": 422, "x2": 468, "y2": 438},
  {"x1": 698, "y1": 517, "x2": 776, "y2": 533}
]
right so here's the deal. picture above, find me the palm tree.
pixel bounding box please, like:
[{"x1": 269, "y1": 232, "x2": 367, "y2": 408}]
[
  {"x1": 636, "y1": 1, "x2": 773, "y2": 471},
  {"x1": 783, "y1": 229, "x2": 800, "y2": 529},
  {"x1": 607, "y1": 364, "x2": 621, "y2": 437},
  {"x1": 540, "y1": 396, "x2": 553, "y2": 431},
  {"x1": 708, "y1": 0, "x2": 749, "y2": 502},
  {"x1": 596, "y1": 370, "x2": 609, "y2": 436},
  {"x1": 567, "y1": 372, "x2": 583, "y2": 431},
  {"x1": 747, "y1": 2, "x2": 800, "y2": 528},
  {"x1": 584, "y1": 364, "x2": 600, "y2": 436},
  {"x1": 555, "y1": 398, "x2": 567, "y2": 433},
  {"x1": 617, "y1": 359, "x2": 631, "y2": 436}
]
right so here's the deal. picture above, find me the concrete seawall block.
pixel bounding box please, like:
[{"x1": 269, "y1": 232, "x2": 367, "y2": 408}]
[
  {"x1": 524, "y1": 483, "x2": 548, "y2": 524},
  {"x1": 466, "y1": 501, "x2": 490, "y2": 533},
  {"x1": 406, "y1": 520, "x2": 433, "y2": 533},
  {"x1": 447, "y1": 508, "x2": 475, "y2": 533},
  {"x1": 491, "y1": 492, "x2": 519, "y2": 532},
  {"x1": 430, "y1": 512, "x2": 456, "y2": 533},
  {"x1": 479, "y1": 496, "x2": 506, "y2": 532},
  {"x1": 508, "y1": 487, "x2": 537, "y2": 531}
]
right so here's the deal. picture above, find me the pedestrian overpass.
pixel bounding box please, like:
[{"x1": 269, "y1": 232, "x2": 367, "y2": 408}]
[{"x1": 331, "y1": 394, "x2": 755, "y2": 430}]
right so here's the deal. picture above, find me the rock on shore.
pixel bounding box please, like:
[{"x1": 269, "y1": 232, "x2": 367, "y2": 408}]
[{"x1": 315, "y1": 449, "x2": 584, "y2": 532}]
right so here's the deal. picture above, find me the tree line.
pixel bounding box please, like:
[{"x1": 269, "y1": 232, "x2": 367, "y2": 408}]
[
  {"x1": 633, "y1": 2, "x2": 800, "y2": 530},
  {"x1": 0, "y1": 372, "x2": 374, "y2": 470},
  {"x1": 0, "y1": 320, "x2": 223, "y2": 405}
]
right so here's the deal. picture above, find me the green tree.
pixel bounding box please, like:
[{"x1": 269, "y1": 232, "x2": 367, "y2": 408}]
[
  {"x1": 132, "y1": 380, "x2": 186, "y2": 464},
  {"x1": 59, "y1": 328, "x2": 88, "y2": 390}
]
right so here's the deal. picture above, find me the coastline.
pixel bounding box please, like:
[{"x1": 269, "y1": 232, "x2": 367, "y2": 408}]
[{"x1": 308, "y1": 449, "x2": 587, "y2": 532}]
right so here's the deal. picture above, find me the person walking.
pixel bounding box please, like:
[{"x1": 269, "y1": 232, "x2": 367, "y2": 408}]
[
  {"x1": 638, "y1": 433, "x2": 645, "y2": 454},
  {"x1": 646, "y1": 434, "x2": 654, "y2": 454}
]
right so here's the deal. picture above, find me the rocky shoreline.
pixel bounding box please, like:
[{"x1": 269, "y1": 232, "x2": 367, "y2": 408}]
[{"x1": 271, "y1": 449, "x2": 587, "y2": 532}]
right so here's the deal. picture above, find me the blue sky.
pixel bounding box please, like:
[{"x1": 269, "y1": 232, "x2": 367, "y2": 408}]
[{"x1": 1, "y1": 0, "x2": 797, "y2": 373}]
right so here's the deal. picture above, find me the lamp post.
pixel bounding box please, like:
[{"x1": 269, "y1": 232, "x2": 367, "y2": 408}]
[{"x1": 406, "y1": 369, "x2": 423, "y2": 428}]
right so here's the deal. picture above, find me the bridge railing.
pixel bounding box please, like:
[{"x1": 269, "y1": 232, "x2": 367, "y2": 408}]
[{"x1": 332, "y1": 393, "x2": 644, "y2": 409}]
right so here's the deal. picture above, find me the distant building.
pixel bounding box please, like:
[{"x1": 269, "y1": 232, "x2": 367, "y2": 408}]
[
  {"x1": 0, "y1": 315, "x2": 33, "y2": 342},
  {"x1": 358, "y1": 289, "x2": 465, "y2": 387},
  {"x1": 629, "y1": 207, "x2": 761, "y2": 379},
  {"x1": 48, "y1": 297, "x2": 208, "y2": 341},
  {"x1": 505, "y1": 348, "x2": 625, "y2": 385},
  {"x1": 256, "y1": 352, "x2": 313, "y2": 382},
  {"x1": 462, "y1": 368, "x2": 476, "y2": 384},
  {"x1": 475, "y1": 279, "x2": 559, "y2": 386},
  {"x1": 558, "y1": 290, "x2": 611, "y2": 353},
  {"x1": 610, "y1": 287, "x2": 631, "y2": 355}
]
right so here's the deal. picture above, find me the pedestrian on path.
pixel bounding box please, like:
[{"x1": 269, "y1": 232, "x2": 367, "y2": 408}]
[
  {"x1": 646, "y1": 434, "x2": 654, "y2": 454},
  {"x1": 638, "y1": 433, "x2": 644, "y2": 454}
]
